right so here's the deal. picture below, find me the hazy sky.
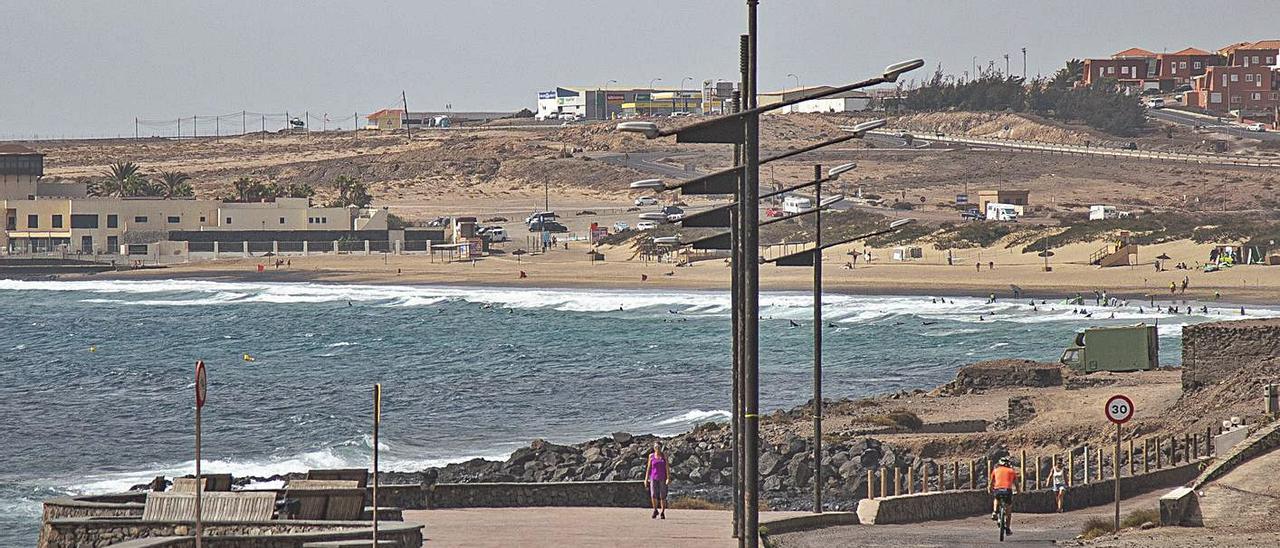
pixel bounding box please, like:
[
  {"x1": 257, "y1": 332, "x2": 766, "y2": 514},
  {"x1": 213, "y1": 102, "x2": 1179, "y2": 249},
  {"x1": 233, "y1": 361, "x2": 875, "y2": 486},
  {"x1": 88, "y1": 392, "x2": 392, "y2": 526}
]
[{"x1": 2, "y1": 0, "x2": 1277, "y2": 138}]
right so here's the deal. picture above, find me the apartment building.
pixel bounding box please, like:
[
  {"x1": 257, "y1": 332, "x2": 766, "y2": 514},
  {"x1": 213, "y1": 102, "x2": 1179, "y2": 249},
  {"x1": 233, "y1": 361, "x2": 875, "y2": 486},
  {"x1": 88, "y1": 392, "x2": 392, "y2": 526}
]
[
  {"x1": 1082, "y1": 47, "x2": 1221, "y2": 91},
  {"x1": 2, "y1": 145, "x2": 387, "y2": 255}
]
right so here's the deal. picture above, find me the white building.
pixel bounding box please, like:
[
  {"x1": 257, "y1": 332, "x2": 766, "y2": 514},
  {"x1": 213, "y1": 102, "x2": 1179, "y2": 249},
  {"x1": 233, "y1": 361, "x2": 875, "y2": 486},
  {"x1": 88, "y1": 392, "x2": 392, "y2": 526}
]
[{"x1": 759, "y1": 86, "x2": 872, "y2": 114}]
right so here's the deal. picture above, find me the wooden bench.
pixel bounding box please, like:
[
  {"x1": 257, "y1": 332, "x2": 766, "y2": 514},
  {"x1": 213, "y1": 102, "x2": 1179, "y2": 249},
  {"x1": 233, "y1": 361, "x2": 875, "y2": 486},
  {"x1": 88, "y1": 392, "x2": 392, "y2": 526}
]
[
  {"x1": 170, "y1": 474, "x2": 232, "y2": 493},
  {"x1": 284, "y1": 479, "x2": 365, "y2": 520},
  {"x1": 141, "y1": 491, "x2": 275, "y2": 521},
  {"x1": 306, "y1": 468, "x2": 369, "y2": 488}
]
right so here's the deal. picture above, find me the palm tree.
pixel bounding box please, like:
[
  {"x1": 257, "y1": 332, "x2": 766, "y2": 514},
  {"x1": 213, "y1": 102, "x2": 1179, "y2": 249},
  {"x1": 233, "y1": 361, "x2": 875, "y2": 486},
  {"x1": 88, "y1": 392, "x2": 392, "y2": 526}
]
[
  {"x1": 97, "y1": 161, "x2": 142, "y2": 197},
  {"x1": 155, "y1": 170, "x2": 193, "y2": 198},
  {"x1": 329, "y1": 176, "x2": 372, "y2": 208}
]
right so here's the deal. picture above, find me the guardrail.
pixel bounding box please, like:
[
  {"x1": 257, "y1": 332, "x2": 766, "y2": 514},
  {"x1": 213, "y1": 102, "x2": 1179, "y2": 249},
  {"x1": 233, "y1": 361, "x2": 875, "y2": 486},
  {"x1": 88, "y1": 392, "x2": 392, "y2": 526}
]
[{"x1": 870, "y1": 130, "x2": 1280, "y2": 167}]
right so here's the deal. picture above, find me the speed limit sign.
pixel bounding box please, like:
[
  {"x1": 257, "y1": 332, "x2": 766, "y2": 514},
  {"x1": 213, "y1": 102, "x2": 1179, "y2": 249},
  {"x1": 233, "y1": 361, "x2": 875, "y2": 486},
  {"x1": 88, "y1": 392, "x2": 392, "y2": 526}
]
[
  {"x1": 1105, "y1": 394, "x2": 1134, "y2": 424},
  {"x1": 195, "y1": 360, "x2": 208, "y2": 409}
]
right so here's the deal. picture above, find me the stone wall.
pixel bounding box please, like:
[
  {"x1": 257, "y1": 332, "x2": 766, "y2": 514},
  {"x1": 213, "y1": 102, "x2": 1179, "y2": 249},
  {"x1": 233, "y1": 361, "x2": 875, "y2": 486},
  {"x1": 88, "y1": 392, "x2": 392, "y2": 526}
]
[
  {"x1": 427, "y1": 480, "x2": 649, "y2": 509},
  {"x1": 942, "y1": 360, "x2": 1062, "y2": 395},
  {"x1": 39, "y1": 495, "x2": 145, "y2": 547},
  {"x1": 856, "y1": 459, "x2": 1204, "y2": 525},
  {"x1": 40, "y1": 519, "x2": 422, "y2": 548},
  {"x1": 1182, "y1": 319, "x2": 1280, "y2": 390}
]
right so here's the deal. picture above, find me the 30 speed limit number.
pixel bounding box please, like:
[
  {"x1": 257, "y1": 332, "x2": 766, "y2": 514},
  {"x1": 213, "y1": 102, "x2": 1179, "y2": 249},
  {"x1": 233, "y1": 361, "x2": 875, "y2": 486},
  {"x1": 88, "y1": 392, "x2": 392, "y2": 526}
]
[{"x1": 1105, "y1": 394, "x2": 1134, "y2": 424}]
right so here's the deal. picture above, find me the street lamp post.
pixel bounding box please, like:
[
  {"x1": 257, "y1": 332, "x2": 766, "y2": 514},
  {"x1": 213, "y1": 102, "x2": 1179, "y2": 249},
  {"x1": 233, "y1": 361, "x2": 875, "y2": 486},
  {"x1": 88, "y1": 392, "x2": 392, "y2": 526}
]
[
  {"x1": 681, "y1": 76, "x2": 693, "y2": 114},
  {"x1": 619, "y1": 15, "x2": 922, "y2": 540}
]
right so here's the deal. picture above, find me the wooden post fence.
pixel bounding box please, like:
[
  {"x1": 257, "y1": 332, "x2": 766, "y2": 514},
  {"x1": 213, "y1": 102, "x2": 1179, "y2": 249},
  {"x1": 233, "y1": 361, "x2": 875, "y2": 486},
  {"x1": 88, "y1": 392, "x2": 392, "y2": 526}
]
[
  {"x1": 1067, "y1": 451, "x2": 1074, "y2": 487},
  {"x1": 969, "y1": 461, "x2": 975, "y2": 489},
  {"x1": 880, "y1": 467, "x2": 887, "y2": 499},
  {"x1": 867, "y1": 470, "x2": 875, "y2": 499},
  {"x1": 894, "y1": 468, "x2": 901, "y2": 496}
]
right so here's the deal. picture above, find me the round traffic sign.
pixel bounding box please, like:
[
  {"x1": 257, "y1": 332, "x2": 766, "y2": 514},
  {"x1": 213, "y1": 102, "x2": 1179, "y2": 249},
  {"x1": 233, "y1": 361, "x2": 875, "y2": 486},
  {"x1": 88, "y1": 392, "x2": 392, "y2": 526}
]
[
  {"x1": 1105, "y1": 394, "x2": 1133, "y2": 424},
  {"x1": 195, "y1": 360, "x2": 207, "y2": 409}
]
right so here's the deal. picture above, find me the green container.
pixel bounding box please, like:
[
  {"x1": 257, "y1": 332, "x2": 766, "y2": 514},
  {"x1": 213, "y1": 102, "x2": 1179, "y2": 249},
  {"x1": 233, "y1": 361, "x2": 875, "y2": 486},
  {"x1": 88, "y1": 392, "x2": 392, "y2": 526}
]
[{"x1": 1060, "y1": 324, "x2": 1159, "y2": 372}]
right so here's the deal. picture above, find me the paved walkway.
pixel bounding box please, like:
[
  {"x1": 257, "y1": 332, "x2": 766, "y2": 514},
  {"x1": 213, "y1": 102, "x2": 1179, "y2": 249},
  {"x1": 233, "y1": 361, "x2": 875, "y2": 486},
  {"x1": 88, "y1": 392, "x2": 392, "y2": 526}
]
[
  {"x1": 1195, "y1": 444, "x2": 1280, "y2": 531},
  {"x1": 770, "y1": 490, "x2": 1168, "y2": 548},
  {"x1": 404, "y1": 507, "x2": 810, "y2": 547}
]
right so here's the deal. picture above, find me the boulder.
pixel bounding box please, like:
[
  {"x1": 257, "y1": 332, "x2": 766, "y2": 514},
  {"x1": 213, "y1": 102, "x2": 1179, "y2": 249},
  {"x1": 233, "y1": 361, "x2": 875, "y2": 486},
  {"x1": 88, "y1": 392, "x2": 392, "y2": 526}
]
[
  {"x1": 612, "y1": 432, "x2": 634, "y2": 445},
  {"x1": 760, "y1": 452, "x2": 787, "y2": 476}
]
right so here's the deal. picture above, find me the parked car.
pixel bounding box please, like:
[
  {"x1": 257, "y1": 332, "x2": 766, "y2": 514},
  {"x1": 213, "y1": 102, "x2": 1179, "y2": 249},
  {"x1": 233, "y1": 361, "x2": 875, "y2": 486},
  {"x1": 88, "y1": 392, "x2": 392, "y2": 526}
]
[
  {"x1": 1175, "y1": 83, "x2": 1193, "y2": 92},
  {"x1": 613, "y1": 221, "x2": 630, "y2": 232},
  {"x1": 427, "y1": 216, "x2": 450, "y2": 227},
  {"x1": 525, "y1": 211, "x2": 558, "y2": 226},
  {"x1": 670, "y1": 111, "x2": 693, "y2": 118},
  {"x1": 666, "y1": 213, "x2": 684, "y2": 223},
  {"x1": 636, "y1": 220, "x2": 658, "y2": 230},
  {"x1": 960, "y1": 209, "x2": 983, "y2": 221},
  {"x1": 660, "y1": 205, "x2": 684, "y2": 216},
  {"x1": 1145, "y1": 98, "x2": 1165, "y2": 109},
  {"x1": 528, "y1": 221, "x2": 568, "y2": 233},
  {"x1": 634, "y1": 196, "x2": 659, "y2": 206},
  {"x1": 1246, "y1": 122, "x2": 1267, "y2": 132},
  {"x1": 765, "y1": 207, "x2": 785, "y2": 218},
  {"x1": 482, "y1": 227, "x2": 509, "y2": 242}
]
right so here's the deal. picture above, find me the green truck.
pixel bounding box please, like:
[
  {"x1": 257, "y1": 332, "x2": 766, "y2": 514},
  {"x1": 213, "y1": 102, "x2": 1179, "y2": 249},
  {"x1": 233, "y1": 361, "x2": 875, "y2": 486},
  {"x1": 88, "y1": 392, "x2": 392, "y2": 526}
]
[{"x1": 1059, "y1": 324, "x2": 1159, "y2": 372}]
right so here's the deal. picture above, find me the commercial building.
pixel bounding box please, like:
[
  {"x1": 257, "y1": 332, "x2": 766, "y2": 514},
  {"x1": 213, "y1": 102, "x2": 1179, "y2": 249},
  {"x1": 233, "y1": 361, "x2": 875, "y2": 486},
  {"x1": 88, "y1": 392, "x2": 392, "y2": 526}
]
[
  {"x1": 365, "y1": 109, "x2": 510, "y2": 130},
  {"x1": 759, "y1": 86, "x2": 871, "y2": 114},
  {"x1": 1, "y1": 145, "x2": 387, "y2": 255},
  {"x1": 535, "y1": 82, "x2": 733, "y2": 120},
  {"x1": 976, "y1": 189, "x2": 1030, "y2": 212}
]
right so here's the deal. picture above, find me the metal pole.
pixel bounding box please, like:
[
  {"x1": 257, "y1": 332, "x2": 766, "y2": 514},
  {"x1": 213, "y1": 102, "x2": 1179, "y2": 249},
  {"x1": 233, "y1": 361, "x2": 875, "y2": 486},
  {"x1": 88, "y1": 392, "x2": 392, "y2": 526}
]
[
  {"x1": 195, "y1": 404, "x2": 202, "y2": 548},
  {"x1": 373, "y1": 384, "x2": 381, "y2": 543},
  {"x1": 1114, "y1": 423, "x2": 1121, "y2": 533},
  {"x1": 743, "y1": 1, "x2": 761, "y2": 543},
  {"x1": 812, "y1": 163, "x2": 822, "y2": 513},
  {"x1": 730, "y1": 85, "x2": 744, "y2": 541},
  {"x1": 135, "y1": 118, "x2": 138, "y2": 139}
]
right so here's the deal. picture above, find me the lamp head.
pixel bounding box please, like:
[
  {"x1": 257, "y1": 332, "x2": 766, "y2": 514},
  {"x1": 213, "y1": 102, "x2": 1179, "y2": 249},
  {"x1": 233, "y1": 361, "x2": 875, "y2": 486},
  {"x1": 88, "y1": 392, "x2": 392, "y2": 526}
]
[
  {"x1": 889, "y1": 218, "x2": 916, "y2": 229},
  {"x1": 629, "y1": 179, "x2": 666, "y2": 190},
  {"x1": 617, "y1": 121, "x2": 660, "y2": 139},
  {"x1": 652, "y1": 236, "x2": 681, "y2": 245},
  {"x1": 846, "y1": 119, "x2": 888, "y2": 135},
  {"x1": 883, "y1": 59, "x2": 926, "y2": 82},
  {"x1": 819, "y1": 194, "x2": 845, "y2": 208},
  {"x1": 828, "y1": 162, "x2": 857, "y2": 179}
]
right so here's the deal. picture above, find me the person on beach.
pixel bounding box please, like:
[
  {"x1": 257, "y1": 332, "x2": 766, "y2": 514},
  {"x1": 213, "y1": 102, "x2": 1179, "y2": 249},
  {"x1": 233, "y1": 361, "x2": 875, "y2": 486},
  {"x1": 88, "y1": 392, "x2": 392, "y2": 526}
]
[
  {"x1": 645, "y1": 442, "x2": 670, "y2": 519},
  {"x1": 1051, "y1": 462, "x2": 1066, "y2": 512}
]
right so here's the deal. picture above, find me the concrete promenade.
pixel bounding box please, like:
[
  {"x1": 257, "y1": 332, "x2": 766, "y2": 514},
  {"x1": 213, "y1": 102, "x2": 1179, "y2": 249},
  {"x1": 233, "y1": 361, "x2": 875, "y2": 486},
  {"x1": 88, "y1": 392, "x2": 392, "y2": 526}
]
[{"x1": 405, "y1": 507, "x2": 811, "y2": 547}]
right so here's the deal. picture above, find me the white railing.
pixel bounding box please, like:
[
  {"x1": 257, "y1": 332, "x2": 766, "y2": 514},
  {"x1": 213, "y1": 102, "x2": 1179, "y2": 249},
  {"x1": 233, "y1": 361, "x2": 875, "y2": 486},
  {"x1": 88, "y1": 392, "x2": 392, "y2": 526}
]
[{"x1": 871, "y1": 130, "x2": 1280, "y2": 168}]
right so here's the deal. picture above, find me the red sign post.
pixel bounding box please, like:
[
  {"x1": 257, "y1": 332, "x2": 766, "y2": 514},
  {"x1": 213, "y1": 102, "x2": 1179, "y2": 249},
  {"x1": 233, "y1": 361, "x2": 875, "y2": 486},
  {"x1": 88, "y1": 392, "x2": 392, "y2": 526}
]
[
  {"x1": 1105, "y1": 394, "x2": 1134, "y2": 533},
  {"x1": 194, "y1": 361, "x2": 207, "y2": 547}
]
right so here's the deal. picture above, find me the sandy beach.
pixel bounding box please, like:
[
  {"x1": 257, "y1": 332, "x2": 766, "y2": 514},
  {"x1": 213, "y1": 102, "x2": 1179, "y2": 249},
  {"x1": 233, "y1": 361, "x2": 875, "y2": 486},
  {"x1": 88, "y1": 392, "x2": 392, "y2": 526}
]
[{"x1": 93, "y1": 237, "x2": 1280, "y2": 305}]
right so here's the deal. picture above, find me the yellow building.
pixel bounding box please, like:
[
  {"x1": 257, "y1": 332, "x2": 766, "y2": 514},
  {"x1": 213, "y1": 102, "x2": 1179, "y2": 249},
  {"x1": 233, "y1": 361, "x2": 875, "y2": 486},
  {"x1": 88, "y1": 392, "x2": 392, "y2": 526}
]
[{"x1": 2, "y1": 145, "x2": 387, "y2": 255}]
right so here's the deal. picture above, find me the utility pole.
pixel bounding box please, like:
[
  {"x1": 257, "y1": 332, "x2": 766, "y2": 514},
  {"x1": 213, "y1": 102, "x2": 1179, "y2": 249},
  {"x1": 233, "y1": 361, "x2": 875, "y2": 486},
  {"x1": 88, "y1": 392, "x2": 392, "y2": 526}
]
[
  {"x1": 177, "y1": 118, "x2": 181, "y2": 139},
  {"x1": 242, "y1": 111, "x2": 246, "y2": 135},
  {"x1": 215, "y1": 116, "x2": 219, "y2": 139},
  {"x1": 261, "y1": 115, "x2": 266, "y2": 141},
  {"x1": 743, "y1": 1, "x2": 762, "y2": 544},
  {"x1": 1004, "y1": 54, "x2": 1010, "y2": 76},
  {"x1": 192, "y1": 115, "x2": 197, "y2": 138},
  {"x1": 134, "y1": 118, "x2": 139, "y2": 139},
  {"x1": 305, "y1": 111, "x2": 309, "y2": 132},
  {"x1": 401, "y1": 91, "x2": 412, "y2": 142},
  {"x1": 1022, "y1": 47, "x2": 1028, "y2": 79}
]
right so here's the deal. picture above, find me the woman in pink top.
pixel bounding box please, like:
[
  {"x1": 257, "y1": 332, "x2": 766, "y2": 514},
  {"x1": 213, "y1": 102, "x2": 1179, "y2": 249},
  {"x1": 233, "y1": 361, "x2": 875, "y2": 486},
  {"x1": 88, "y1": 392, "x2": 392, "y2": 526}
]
[{"x1": 644, "y1": 441, "x2": 670, "y2": 519}]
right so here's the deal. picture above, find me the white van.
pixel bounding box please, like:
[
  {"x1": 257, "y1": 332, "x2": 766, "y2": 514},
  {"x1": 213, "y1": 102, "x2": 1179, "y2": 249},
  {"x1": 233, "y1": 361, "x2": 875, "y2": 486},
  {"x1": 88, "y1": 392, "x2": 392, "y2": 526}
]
[
  {"x1": 1145, "y1": 98, "x2": 1165, "y2": 109},
  {"x1": 985, "y1": 202, "x2": 1023, "y2": 221},
  {"x1": 782, "y1": 195, "x2": 812, "y2": 214}
]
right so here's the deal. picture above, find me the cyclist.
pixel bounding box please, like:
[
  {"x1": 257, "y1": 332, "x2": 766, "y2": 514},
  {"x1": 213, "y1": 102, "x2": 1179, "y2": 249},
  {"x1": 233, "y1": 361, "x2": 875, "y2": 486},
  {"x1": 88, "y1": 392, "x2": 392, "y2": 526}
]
[{"x1": 989, "y1": 456, "x2": 1019, "y2": 535}]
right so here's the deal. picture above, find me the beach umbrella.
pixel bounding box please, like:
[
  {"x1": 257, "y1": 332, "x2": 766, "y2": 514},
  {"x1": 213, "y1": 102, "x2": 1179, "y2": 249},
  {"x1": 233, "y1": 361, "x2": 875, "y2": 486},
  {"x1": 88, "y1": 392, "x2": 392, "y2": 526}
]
[
  {"x1": 1037, "y1": 250, "x2": 1054, "y2": 257},
  {"x1": 1156, "y1": 253, "x2": 1172, "y2": 260},
  {"x1": 512, "y1": 249, "x2": 527, "y2": 263}
]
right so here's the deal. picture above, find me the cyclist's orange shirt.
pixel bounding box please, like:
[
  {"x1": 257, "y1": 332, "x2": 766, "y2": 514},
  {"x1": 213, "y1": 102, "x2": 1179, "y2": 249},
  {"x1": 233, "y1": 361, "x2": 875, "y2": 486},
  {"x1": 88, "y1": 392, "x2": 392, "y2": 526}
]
[{"x1": 990, "y1": 466, "x2": 1017, "y2": 490}]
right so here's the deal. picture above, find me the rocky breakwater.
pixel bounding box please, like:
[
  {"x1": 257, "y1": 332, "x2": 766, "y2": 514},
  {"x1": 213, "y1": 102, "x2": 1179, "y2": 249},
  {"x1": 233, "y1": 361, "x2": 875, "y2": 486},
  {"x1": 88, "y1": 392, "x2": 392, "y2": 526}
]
[{"x1": 374, "y1": 423, "x2": 941, "y2": 512}]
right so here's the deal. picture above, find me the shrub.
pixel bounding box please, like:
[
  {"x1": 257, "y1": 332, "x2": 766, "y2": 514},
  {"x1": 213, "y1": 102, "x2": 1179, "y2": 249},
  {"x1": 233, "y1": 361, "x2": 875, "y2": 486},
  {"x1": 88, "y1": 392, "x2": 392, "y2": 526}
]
[
  {"x1": 1080, "y1": 517, "x2": 1113, "y2": 539},
  {"x1": 1120, "y1": 508, "x2": 1160, "y2": 529},
  {"x1": 869, "y1": 409, "x2": 923, "y2": 431},
  {"x1": 669, "y1": 497, "x2": 729, "y2": 510}
]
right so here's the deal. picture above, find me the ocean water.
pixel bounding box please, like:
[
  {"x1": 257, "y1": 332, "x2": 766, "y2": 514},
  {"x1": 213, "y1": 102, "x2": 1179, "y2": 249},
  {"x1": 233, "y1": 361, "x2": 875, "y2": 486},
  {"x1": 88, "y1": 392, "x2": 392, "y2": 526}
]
[{"x1": 0, "y1": 279, "x2": 1271, "y2": 545}]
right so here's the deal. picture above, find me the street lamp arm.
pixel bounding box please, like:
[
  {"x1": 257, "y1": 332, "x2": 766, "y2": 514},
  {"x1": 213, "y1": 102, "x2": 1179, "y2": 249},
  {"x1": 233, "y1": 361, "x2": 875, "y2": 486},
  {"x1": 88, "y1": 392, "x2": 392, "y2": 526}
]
[
  {"x1": 763, "y1": 220, "x2": 916, "y2": 264},
  {"x1": 653, "y1": 130, "x2": 869, "y2": 193}
]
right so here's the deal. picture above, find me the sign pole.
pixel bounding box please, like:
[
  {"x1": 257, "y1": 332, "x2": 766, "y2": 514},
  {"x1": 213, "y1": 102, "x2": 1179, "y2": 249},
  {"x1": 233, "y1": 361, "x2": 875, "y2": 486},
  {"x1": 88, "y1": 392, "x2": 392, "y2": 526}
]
[
  {"x1": 1114, "y1": 422, "x2": 1121, "y2": 533},
  {"x1": 194, "y1": 360, "x2": 207, "y2": 548},
  {"x1": 373, "y1": 383, "x2": 381, "y2": 544}
]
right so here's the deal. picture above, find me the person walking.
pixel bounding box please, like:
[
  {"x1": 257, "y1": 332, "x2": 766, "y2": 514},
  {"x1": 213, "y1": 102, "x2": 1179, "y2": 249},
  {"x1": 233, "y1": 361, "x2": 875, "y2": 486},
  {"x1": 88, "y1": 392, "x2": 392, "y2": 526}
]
[
  {"x1": 644, "y1": 441, "x2": 670, "y2": 519},
  {"x1": 1051, "y1": 462, "x2": 1066, "y2": 513}
]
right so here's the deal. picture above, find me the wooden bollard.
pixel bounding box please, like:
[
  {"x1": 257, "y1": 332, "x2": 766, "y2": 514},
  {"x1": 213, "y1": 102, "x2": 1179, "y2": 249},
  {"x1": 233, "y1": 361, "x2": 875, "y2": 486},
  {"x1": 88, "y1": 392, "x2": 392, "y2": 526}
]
[
  {"x1": 1184, "y1": 433, "x2": 1191, "y2": 461},
  {"x1": 908, "y1": 466, "x2": 915, "y2": 494},
  {"x1": 880, "y1": 467, "x2": 888, "y2": 499},
  {"x1": 1020, "y1": 449, "x2": 1027, "y2": 492},
  {"x1": 985, "y1": 460, "x2": 992, "y2": 489},
  {"x1": 952, "y1": 462, "x2": 959, "y2": 490},
  {"x1": 1067, "y1": 451, "x2": 1074, "y2": 487},
  {"x1": 1128, "y1": 438, "x2": 1135, "y2": 475},
  {"x1": 923, "y1": 465, "x2": 930, "y2": 493},
  {"x1": 969, "y1": 461, "x2": 975, "y2": 490},
  {"x1": 1206, "y1": 426, "x2": 1213, "y2": 456},
  {"x1": 1156, "y1": 438, "x2": 1163, "y2": 468},
  {"x1": 1034, "y1": 456, "x2": 1041, "y2": 489},
  {"x1": 1083, "y1": 446, "x2": 1090, "y2": 483},
  {"x1": 894, "y1": 468, "x2": 901, "y2": 496},
  {"x1": 1096, "y1": 444, "x2": 1103, "y2": 481},
  {"x1": 1143, "y1": 438, "x2": 1150, "y2": 473},
  {"x1": 1192, "y1": 434, "x2": 1199, "y2": 459},
  {"x1": 867, "y1": 469, "x2": 875, "y2": 499}
]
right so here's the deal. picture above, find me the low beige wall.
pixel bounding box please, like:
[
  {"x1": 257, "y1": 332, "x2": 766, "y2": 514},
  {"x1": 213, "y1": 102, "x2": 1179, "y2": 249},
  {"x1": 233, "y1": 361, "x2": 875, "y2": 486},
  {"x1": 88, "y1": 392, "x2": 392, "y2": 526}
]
[
  {"x1": 41, "y1": 518, "x2": 423, "y2": 548},
  {"x1": 857, "y1": 459, "x2": 1204, "y2": 525}
]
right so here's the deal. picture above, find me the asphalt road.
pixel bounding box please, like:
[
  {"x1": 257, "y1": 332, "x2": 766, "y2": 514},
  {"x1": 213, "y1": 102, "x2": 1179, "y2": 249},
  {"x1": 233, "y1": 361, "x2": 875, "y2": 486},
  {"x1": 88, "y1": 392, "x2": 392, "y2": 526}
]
[{"x1": 1147, "y1": 108, "x2": 1280, "y2": 141}]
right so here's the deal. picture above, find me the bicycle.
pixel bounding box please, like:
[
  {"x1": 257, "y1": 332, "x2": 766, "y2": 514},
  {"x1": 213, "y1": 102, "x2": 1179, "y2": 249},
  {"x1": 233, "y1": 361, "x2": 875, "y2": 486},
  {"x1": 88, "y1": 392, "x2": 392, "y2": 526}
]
[{"x1": 994, "y1": 490, "x2": 1012, "y2": 541}]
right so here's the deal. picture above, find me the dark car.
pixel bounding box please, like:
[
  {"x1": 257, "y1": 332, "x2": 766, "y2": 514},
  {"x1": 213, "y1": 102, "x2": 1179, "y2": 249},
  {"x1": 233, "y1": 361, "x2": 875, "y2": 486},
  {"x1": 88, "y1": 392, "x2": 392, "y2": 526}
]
[
  {"x1": 961, "y1": 209, "x2": 983, "y2": 221},
  {"x1": 529, "y1": 221, "x2": 569, "y2": 233},
  {"x1": 660, "y1": 205, "x2": 684, "y2": 216}
]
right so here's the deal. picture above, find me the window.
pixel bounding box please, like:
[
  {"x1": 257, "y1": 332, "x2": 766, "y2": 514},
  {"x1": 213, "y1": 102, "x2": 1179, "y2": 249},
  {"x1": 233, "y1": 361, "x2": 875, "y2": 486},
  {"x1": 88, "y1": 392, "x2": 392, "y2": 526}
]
[
  {"x1": 1272, "y1": 92, "x2": 1279, "y2": 100},
  {"x1": 1246, "y1": 74, "x2": 1254, "y2": 82},
  {"x1": 107, "y1": 214, "x2": 118, "y2": 228},
  {"x1": 1107, "y1": 66, "x2": 1115, "y2": 74},
  {"x1": 1179, "y1": 61, "x2": 1187, "y2": 69},
  {"x1": 26, "y1": 214, "x2": 38, "y2": 228},
  {"x1": 166, "y1": 216, "x2": 180, "y2": 224},
  {"x1": 1253, "y1": 56, "x2": 1260, "y2": 64},
  {"x1": 199, "y1": 216, "x2": 206, "y2": 223},
  {"x1": 1223, "y1": 74, "x2": 1229, "y2": 85},
  {"x1": 225, "y1": 217, "x2": 232, "y2": 225},
  {"x1": 52, "y1": 214, "x2": 63, "y2": 228},
  {"x1": 321, "y1": 217, "x2": 327, "y2": 224},
  {"x1": 1268, "y1": 56, "x2": 1275, "y2": 64},
  {"x1": 106, "y1": 236, "x2": 118, "y2": 251},
  {"x1": 70, "y1": 214, "x2": 99, "y2": 229},
  {"x1": 1252, "y1": 92, "x2": 1262, "y2": 100},
  {"x1": 279, "y1": 217, "x2": 286, "y2": 224},
  {"x1": 134, "y1": 216, "x2": 148, "y2": 223},
  {"x1": 1120, "y1": 66, "x2": 1130, "y2": 75},
  {"x1": 1194, "y1": 61, "x2": 1202, "y2": 69},
  {"x1": 1231, "y1": 74, "x2": 1239, "y2": 82},
  {"x1": 1210, "y1": 92, "x2": 1222, "y2": 103},
  {"x1": 1231, "y1": 95, "x2": 1242, "y2": 104}
]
